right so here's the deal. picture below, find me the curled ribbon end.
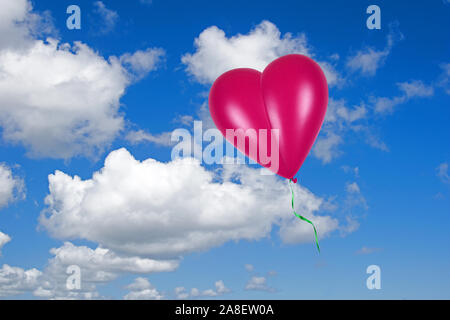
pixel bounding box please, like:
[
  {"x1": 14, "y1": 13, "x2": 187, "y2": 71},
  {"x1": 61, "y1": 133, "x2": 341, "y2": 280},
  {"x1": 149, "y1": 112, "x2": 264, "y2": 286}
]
[{"x1": 288, "y1": 178, "x2": 320, "y2": 253}]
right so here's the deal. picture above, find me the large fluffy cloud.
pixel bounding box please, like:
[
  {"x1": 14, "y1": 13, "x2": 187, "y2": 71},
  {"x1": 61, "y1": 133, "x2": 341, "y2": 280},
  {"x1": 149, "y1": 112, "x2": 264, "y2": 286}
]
[
  {"x1": 0, "y1": 240, "x2": 178, "y2": 299},
  {"x1": 31, "y1": 241, "x2": 178, "y2": 299},
  {"x1": 181, "y1": 20, "x2": 340, "y2": 86},
  {"x1": 0, "y1": 0, "x2": 164, "y2": 159},
  {"x1": 39, "y1": 148, "x2": 340, "y2": 259}
]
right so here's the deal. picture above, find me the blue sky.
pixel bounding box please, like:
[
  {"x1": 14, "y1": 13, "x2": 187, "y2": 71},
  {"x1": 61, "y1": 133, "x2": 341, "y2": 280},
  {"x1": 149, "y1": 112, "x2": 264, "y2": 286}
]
[{"x1": 0, "y1": 0, "x2": 448, "y2": 299}]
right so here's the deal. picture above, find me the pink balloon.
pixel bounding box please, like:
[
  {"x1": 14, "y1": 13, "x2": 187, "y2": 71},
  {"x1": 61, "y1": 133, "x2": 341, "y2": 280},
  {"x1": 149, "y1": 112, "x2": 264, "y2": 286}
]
[{"x1": 209, "y1": 54, "x2": 328, "y2": 179}]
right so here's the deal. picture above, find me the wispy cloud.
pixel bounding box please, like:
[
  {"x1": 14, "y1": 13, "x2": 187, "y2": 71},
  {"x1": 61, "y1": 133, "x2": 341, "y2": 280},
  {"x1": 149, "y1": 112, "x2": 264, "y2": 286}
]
[
  {"x1": 438, "y1": 63, "x2": 450, "y2": 94},
  {"x1": 244, "y1": 264, "x2": 254, "y2": 272},
  {"x1": 120, "y1": 48, "x2": 165, "y2": 80},
  {"x1": 356, "y1": 246, "x2": 382, "y2": 255},
  {"x1": 436, "y1": 162, "x2": 450, "y2": 184},
  {"x1": 373, "y1": 80, "x2": 434, "y2": 114},
  {"x1": 93, "y1": 1, "x2": 119, "y2": 34},
  {"x1": 125, "y1": 130, "x2": 174, "y2": 146},
  {"x1": 313, "y1": 99, "x2": 367, "y2": 163},
  {"x1": 347, "y1": 22, "x2": 403, "y2": 76}
]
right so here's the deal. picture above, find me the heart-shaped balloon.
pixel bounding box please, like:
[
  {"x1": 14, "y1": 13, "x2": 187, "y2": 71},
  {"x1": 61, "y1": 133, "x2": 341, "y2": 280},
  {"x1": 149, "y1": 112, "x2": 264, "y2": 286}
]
[{"x1": 209, "y1": 54, "x2": 328, "y2": 179}]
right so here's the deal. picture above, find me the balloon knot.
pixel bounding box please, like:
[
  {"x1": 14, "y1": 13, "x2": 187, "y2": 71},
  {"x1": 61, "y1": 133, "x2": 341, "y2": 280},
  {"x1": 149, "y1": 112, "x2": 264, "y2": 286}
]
[{"x1": 292, "y1": 178, "x2": 297, "y2": 184}]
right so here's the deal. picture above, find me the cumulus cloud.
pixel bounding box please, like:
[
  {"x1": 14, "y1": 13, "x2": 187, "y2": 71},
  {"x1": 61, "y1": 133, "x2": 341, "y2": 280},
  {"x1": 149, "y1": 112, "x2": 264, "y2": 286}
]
[
  {"x1": 0, "y1": 0, "x2": 164, "y2": 159},
  {"x1": 0, "y1": 0, "x2": 55, "y2": 50},
  {"x1": 29, "y1": 241, "x2": 178, "y2": 300},
  {"x1": 120, "y1": 48, "x2": 165, "y2": 79},
  {"x1": 245, "y1": 276, "x2": 275, "y2": 292},
  {"x1": 47, "y1": 242, "x2": 178, "y2": 276},
  {"x1": 0, "y1": 163, "x2": 25, "y2": 209},
  {"x1": 124, "y1": 277, "x2": 163, "y2": 300},
  {"x1": 0, "y1": 264, "x2": 42, "y2": 297},
  {"x1": 0, "y1": 231, "x2": 11, "y2": 256},
  {"x1": 182, "y1": 20, "x2": 340, "y2": 86},
  {"x1": 39, "y1": 148, "x2": 341, "y2": 259},
  {"x1": 175, "y1": 280, "x2": 230, "y2": 299}
]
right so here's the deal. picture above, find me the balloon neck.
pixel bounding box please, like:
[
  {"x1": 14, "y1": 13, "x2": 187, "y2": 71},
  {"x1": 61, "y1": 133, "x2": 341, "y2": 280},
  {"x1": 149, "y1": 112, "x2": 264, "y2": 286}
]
[{"x1": 291, "y1": 178, "x2": 297, "y2": 184}]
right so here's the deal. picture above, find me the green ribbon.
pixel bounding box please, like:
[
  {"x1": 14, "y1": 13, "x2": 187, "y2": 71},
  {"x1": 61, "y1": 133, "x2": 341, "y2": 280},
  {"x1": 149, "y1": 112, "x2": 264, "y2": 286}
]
[{"x1": 289, "y1": 179, "x2": 320, "y2": 253}]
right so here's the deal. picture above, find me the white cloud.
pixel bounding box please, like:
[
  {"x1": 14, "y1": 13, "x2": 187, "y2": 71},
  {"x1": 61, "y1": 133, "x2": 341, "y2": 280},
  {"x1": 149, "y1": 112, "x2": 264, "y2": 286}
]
[
  {"x1": 0, "y1": 1, "x2": 164, "y2": 159},
  {"x1": 0, "y1": 39, "x2": 127, "y2": 159},
  {"x1": 338, "y1": 181, "x2": 367, "y2": 237},
  {"x1": 342, "y1": 166, "x2": 359, "y2": 177},
  {"x1": 398, "y1": 80, "x2": 434, "y2": 98},
  {"x1": 39, "y1": 148, "x2": 341, "y2": 259},
  {"x1": 120, "y1": 48, "x2": 165, "y2": 79},
  {"x1": 0, "y1": 0, "x2": 54, "y2": 51},
  {"x1": 365, "y1": 133, "x2": 389, "y2": 152},
  {"x1": 344, "y1": 181, "x2": 367, "y2": 208},
  {"x1": 244, "y1": 264, "x2": 254, "y2": 272},
  {"x1": 0, "y1": 264, "x2": 42, "y2": 297},
  {"x1": 33, "y1": 241, "x2": 177, "y2": 300},
  {"x1": 174, "y1": 286, "x2": 189, "y2": 299},
  {"x1": 313, "y1": 132, "x2": 343, "y2": 164},
  {"x1": 436, "y1": 162, "x2": 449, "y2": 184},
  {"x1": 214, "y1": 280, "x2": 230, "y2": 294},
  {"x1": 346, "y1": 47, "x2": 389, "y2": 76},
  {"x1": 245, "y1": 276, "x2": 275, "y2": 292},
  {"x1": 124, "y1": 277, "x2": 163, "y2": 300},
  {"x1": 125, "y1": 129, "x2": 174, "y2": 146},
  {"x1": 175, "y1": 280, "x2": 230, "y2": 299},
  {"x1": 324, "y1": 99, "x2": 367, "y2": 125},
  {"x1": 374, "y1": 80, "x2": 434, "y2": 114},
  {"x1": 346, "y1": 23, "x2": 403, "y2": 76},
  {"x1": 93, "y1": 1, "x2": 118, "y2": 34},
  {"x1": 313, "y1": 98, "x2": 369, "y2": 163},
  {"x1": 47, "y1": 242, "x2": 178, "y2": 276},
  {"x1": 182, "y1": 20, "x2": 340, "y2": 86},
  {"x1": 346, "y1": 182, "x2": 360, "y2": 194},
  {"x1": 0, "y1": 163, "x2": 25, "y2": 209},
  {"x1": 0, "y1": 231, "x2": 11, "y2": 255}
]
